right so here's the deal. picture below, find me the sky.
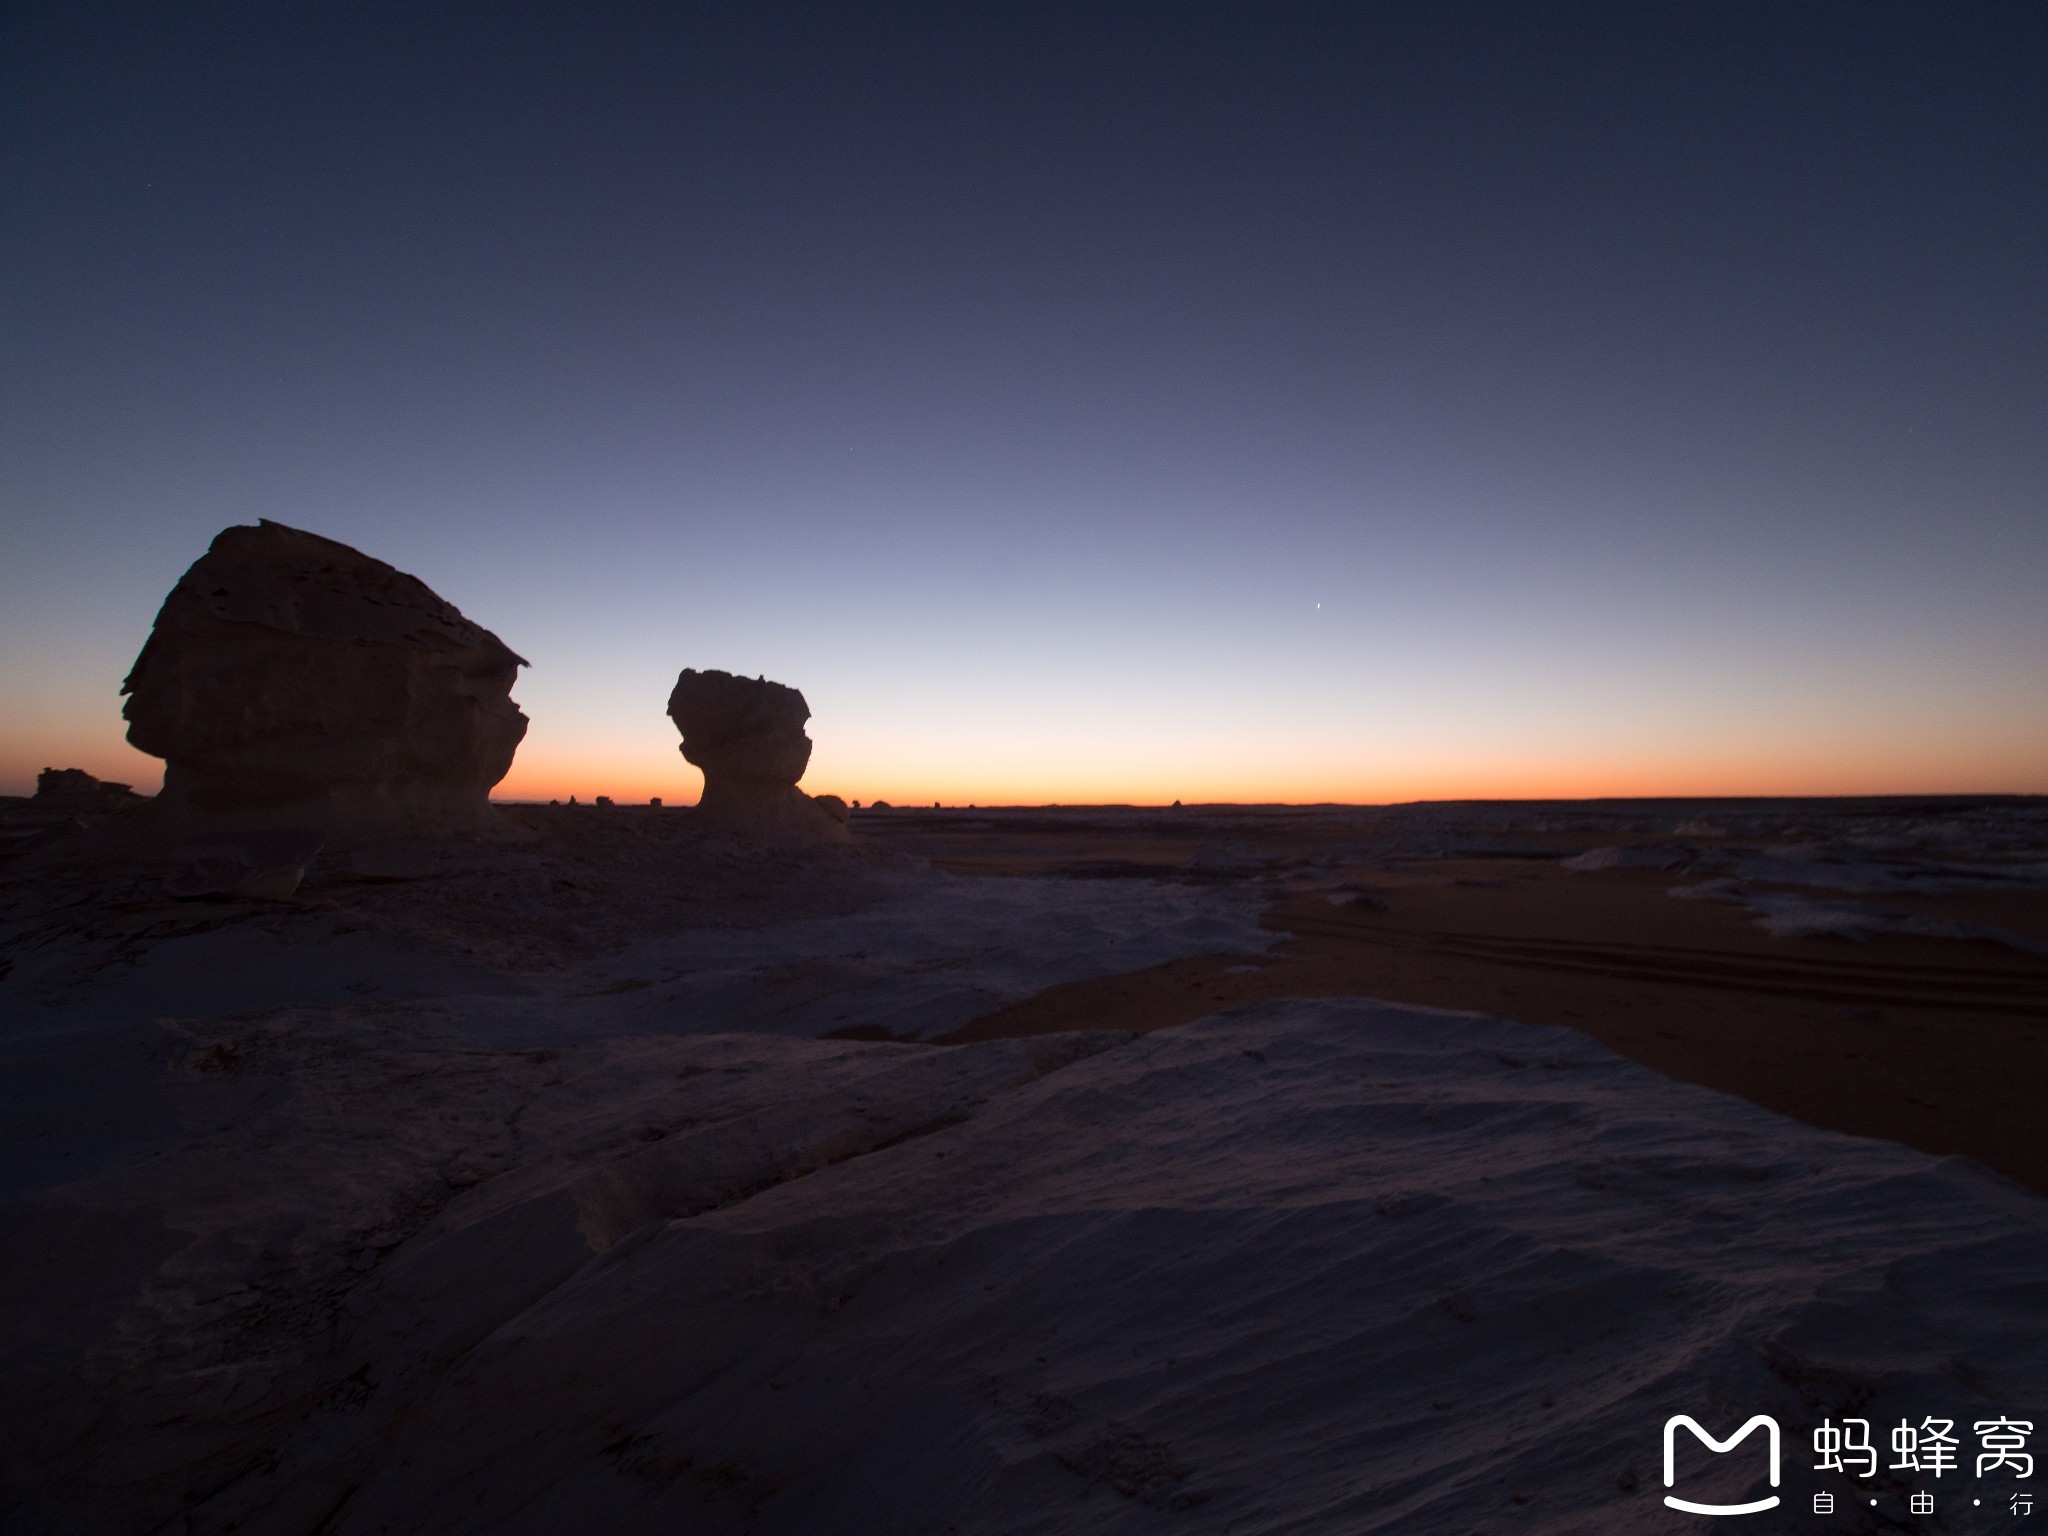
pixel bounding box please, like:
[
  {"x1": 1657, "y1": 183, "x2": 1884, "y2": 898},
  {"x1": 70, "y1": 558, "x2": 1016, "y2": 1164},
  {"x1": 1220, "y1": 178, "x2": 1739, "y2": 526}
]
[{"x1": 2, "y1": 2, "x2": 2044, "y2": 806}]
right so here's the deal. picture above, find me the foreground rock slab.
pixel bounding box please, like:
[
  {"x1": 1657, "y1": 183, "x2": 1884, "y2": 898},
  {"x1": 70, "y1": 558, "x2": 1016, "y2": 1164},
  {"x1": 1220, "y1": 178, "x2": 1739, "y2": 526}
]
[{"x1": 5, "y1": 998, "x2": 2044, "y2": 1534}]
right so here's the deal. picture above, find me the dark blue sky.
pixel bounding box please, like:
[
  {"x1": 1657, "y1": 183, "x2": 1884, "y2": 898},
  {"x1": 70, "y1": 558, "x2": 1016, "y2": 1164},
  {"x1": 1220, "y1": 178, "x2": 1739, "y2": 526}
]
[{"x1": 4, "y1": 3, "x2": 2043, "y2": 801}]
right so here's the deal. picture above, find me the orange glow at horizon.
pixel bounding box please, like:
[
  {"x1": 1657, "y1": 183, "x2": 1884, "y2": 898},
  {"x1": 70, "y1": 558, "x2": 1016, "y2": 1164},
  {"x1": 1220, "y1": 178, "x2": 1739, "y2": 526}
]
[
  {"x1": 5, "y1": 717, "x2": 2044, "y2": 806},
  {"x1": 489, "y1": 747, "x2": 2048, "y2": 808}
]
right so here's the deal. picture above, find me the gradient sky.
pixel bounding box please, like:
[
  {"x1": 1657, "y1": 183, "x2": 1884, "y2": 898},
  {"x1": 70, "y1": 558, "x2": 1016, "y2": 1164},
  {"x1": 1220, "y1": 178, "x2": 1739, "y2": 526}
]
[{"x1": 3, "y1": 3, "x2": 2044, "y2": 805}]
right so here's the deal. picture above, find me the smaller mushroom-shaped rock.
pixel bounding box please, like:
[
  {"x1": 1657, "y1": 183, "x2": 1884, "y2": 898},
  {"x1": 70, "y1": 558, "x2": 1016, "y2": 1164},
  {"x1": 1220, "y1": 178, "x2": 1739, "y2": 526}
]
[{"x1": 665, "y1": 669, "x2": 847, "y2": 842}]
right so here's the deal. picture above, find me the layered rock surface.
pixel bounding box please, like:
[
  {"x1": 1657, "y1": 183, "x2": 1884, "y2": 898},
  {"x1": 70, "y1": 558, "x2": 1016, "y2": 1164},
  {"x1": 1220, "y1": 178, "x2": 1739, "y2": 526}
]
[
  {"x1": 666, "y1": 669, "x2": 847, "y2": 841},
  {"x1": 122, "y1": 521, "x2": 527, "y2": 835},
  {"x1": 8, "y1": 999, "x2": 2048, "y2": 1534}
]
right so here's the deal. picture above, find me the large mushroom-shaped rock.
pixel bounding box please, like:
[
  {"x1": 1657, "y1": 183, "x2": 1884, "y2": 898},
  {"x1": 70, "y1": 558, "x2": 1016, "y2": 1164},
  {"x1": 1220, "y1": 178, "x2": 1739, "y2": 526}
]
[
  {"x1": 665, "y1": 669, "x2": 848, "y2": 842},
  {"x1": 121, "y1": 521, "x2": 528, "y2": 835}
]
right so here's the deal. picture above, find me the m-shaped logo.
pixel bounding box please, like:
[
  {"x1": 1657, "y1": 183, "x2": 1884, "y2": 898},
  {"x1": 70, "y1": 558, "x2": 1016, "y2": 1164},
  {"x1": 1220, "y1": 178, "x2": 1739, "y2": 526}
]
[{"x1": 1663, "y1": 1415, "x2": 1782, "y2": 1515}]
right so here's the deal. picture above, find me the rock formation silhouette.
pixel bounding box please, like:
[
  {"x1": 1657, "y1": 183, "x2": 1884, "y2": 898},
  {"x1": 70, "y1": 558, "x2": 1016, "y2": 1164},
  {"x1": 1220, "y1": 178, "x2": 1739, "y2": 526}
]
[
  {"x1": 665, "y1": 669, "x2": 848, "y2": 842},
  {"x1": 122, "y1": 521, "x2": 528, "y2": 836},
  {"x1": 30, "y1": 768, "x2": 146, "y2": 814},
  {"x1": 0, "y1": 769, "x2": 148, "y2": 862}
]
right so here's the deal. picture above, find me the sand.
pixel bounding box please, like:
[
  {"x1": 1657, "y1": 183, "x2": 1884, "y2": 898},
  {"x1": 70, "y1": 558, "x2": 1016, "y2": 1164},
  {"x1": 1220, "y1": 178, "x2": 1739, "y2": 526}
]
[
  {"x1": 2, "y1": 795, "x2": 2045, "y2": 1532},
  {"x1": 943, "y1": 867, "x2": 2048, "y2": 1197}
]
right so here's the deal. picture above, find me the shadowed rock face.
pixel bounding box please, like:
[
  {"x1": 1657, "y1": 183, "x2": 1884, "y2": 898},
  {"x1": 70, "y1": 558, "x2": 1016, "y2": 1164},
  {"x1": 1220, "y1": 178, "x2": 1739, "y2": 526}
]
[
  {"x1": 666, "y1": 669, "x2": 848, "y2": 842},
  {"x1": 122, "y1": 521, "x2": 528, "y2": 834}
]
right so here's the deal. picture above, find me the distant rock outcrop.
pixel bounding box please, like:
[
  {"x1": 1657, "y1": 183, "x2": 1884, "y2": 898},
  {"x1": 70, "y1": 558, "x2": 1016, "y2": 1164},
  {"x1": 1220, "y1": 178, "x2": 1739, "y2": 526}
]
[
  {"x1": 122, "y1": 521, "x2": 528, "y2": 835},
  {"x1": 32, "y1": 768, "x2": 146, "y2": 813},
  {"x1": 665, "y1": 669, "x2": 848, "y2": 842},
  {"x1": 0, "y1": 769, "x2": 149, "y2": 862}
]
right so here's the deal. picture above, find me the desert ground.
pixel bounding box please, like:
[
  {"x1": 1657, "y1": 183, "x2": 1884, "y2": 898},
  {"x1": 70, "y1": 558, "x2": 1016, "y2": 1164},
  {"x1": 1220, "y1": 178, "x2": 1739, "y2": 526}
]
[{"x1": 2, "y1": 792, "x2": 2045, "y2": 1533}]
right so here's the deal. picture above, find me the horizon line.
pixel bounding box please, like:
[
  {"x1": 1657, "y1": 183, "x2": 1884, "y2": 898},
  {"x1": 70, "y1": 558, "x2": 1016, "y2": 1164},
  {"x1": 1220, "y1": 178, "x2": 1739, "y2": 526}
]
[{"x1": 488, "y1": 791, "x2": 2048, "y2": 810}]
